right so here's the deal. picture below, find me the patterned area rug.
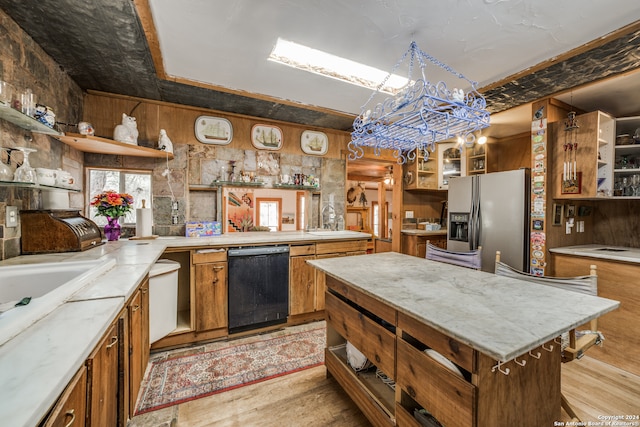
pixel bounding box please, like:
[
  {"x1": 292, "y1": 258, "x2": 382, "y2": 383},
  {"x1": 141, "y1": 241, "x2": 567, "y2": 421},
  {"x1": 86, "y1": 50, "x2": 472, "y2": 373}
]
[{"x1": 135, "y1": 323, "x2": 325, "y2": 415}]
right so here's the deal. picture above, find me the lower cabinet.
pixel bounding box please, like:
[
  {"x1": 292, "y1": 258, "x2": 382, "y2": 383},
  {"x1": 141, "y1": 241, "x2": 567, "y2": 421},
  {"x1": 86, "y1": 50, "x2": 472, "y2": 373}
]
[
  {"x1": 289, "y1": 244, "x2": 317, "y2": 316},
  {"x1": 324, "y1": 275, "x2": 561, "y2": 427},
  {"x1": 42, "y1": 278, "x2": 150, "y2": 427},
  {"x1": 401, "y1": 233, "x2": 447, "y2": 258},
  {"x1": 41, "y1": 366, "x2": 87, "y2": 427},
  {"x1": 193, "y1": 249, "x2": 228, "y2": 332},
  {"x1": 86, "y1": 321, "x2": 120, "y2": 427}
]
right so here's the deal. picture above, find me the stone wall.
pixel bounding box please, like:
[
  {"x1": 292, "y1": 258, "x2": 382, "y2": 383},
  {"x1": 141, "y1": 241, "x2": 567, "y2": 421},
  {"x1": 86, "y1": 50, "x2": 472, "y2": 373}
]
[{"x1": 0, "y1": 9, "x2": 84, "y2": 260}]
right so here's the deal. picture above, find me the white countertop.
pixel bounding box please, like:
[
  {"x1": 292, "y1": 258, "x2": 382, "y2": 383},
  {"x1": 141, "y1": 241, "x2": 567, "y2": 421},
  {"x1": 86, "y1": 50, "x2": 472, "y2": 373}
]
[
  {"x1": 549, "y1": 244, "x2": 640, "y2": 264},
  {"x1": 401, "y1": 228, "x2": 447, "y2": 236},
  {"x1": 0, "y1": 230, "x2": 370, "y2": 427},
  {"x1": 309, "y1": 252, "x2": 620, "y2": 363}
]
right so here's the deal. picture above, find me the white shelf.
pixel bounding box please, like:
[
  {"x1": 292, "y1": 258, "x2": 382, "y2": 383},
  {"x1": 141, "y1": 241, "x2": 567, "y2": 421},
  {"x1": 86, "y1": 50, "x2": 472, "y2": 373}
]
[{"x1": 0, "y1": 106, "x2": 61, "y2": 135}]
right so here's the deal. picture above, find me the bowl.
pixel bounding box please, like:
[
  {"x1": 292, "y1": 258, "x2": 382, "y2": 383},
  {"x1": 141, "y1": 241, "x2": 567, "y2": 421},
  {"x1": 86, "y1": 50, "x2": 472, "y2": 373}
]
[{"x1": 616, "y1": 134, "x2": 632, "y2": 145}]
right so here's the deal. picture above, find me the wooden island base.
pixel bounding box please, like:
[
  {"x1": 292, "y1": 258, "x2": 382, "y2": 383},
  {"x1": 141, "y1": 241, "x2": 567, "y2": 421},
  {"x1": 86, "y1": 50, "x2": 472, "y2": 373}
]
[{"x1": 324, "y1": 275, "x2": 561, "y2": 427}]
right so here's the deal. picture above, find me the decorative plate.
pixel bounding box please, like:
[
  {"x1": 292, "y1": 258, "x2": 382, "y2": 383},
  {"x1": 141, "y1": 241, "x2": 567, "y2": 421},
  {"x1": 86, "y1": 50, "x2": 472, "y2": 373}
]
[
  {"x1": 301, "y1": 130, "x2": 328, "y2": 155},
  {"x1": 251, "y1": 124, "x2": 283, "y2": 150},
  {"x1": 424, "y1": 349, "x2": 464, "y2": 378},
  {"x1": 195, "y1": 116, "x2": 233, "y2": 145}
]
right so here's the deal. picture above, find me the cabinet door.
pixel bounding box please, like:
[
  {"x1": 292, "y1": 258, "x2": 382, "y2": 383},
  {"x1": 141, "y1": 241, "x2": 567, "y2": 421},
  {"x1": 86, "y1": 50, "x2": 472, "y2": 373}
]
[
  {"x1": 289, "y1": 255, "x2": 316, "y2": 315},
  {"x1": 128, "y1": 288, "x2": 145, "y2": 417},
  {"x1": 42, "y1": 366, "x2": 87, "y2": 427},
  {"x1": 195, "y1": 262, "x2": 228, "y2": 331},
  {"x1": 86, "y1": 322, "x2": 119, "y2": 427},
  {"x1": 438, "y1": 142, "x2": 466, "y2": 190}
]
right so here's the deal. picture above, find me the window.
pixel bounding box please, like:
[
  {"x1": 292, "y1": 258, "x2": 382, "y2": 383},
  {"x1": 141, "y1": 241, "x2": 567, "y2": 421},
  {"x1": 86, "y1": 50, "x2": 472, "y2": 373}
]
[
  {"x1": 372, "y1": 202, "x2": 380, "y2": 237},
  {"x1": 256, "y1": 198, "x2": 282, "y2": 231},
  {"x1": 86, "y1": 168, "x2": 152, "y2": 226}
]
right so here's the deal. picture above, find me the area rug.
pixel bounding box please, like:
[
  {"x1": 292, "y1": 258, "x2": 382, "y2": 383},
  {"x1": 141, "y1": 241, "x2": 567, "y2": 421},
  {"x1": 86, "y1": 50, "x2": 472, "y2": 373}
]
[{"x1": 135, "y1": 323, "x2": 326, "y2": 415}]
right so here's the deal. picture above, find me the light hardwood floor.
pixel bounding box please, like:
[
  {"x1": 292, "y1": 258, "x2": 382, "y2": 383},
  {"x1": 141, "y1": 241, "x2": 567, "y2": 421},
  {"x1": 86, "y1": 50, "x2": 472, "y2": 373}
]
[{"x1": 128, "y1": 354, "x2": 639, "y2": 426}]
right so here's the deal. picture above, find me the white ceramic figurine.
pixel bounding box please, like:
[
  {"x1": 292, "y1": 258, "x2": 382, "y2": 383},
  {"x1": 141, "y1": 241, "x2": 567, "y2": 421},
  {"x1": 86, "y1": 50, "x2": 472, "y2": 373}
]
[
  {"x1": 158, "y1": 129, "x2": 174, "y2": 154},
  {"x1": 113, "y1": 113, "x2": 139, "y2": 145}
]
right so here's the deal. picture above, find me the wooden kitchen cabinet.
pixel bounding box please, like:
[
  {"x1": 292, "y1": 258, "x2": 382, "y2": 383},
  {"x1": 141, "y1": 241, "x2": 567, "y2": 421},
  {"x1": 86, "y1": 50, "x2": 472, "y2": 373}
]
[
  {"x1": 551, "y1": 110, "x2": 614, "y2": 199},
  {"x1": 128, "y1": 277, "x2": 150, "y2": 419},
  {"x1": 401, "y1": 233, "x2": 446, "y2": 258},
  {"x1": 194, "y1": 249, "x2": 228, "y2": 332},
  {"x1": 86, "y1": 321, "x2": 120, "y2": 427},
  {"x1": 404, "y1": 146, "x2": 438, "y2": 190},
  {"x1": 466, "y1": 142, "x2": 487, "y2": 175},
  {"x1": 289, "y1": 244, "x2": 317, "y2": 316},
  {"x1": 438, "y1": 142, "x2": 466, "y2": 190},
  {"x1": 41, "y1": 366, "x2": 87, "y2": 427}
]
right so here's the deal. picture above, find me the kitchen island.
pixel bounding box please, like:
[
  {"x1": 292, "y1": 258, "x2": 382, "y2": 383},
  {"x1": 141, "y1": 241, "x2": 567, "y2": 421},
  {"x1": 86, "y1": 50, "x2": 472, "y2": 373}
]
[
  {"x1": 550, "y1": 244, "x2": 640, "y2": 376},
  {"x1": 0, "y1": 231, "x2": 369, "y2": 427},
  {"x1": 309, "y1": 252, "x2": 620, "y2": 427}
]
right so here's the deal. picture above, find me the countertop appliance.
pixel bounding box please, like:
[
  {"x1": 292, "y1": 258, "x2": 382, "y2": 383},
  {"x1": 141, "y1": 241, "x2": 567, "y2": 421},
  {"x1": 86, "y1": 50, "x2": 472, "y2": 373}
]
[
  {"x1": 447, "y1": 169, "x2": 530, "y2": 272},
  {"x1": 20, "y1": 210, "x2": 103, "y2": 254},
  {"x1": 227, "y1": 245, "x2": 289, "y2": 334}
]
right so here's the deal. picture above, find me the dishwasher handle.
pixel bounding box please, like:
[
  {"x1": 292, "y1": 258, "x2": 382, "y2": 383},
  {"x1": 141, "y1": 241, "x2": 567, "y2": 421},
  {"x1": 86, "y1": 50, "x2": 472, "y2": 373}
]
[{"x1": 228, "y1": 246, "x2": 290, "y2": 257}]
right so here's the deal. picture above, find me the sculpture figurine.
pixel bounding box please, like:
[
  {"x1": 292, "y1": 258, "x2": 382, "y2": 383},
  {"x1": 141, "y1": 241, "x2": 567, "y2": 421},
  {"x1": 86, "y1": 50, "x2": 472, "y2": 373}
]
[
  {"x1": 113, "y1": 113, "x2": 139, "y2": 145},
  {"x1": 158, "y1": 129, "x2": 174, "y2": 154}
]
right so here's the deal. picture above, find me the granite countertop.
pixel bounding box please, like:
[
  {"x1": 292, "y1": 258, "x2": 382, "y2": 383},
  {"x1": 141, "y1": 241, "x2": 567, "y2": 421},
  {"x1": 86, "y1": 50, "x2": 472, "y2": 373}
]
[
  {"x1": 401, "y1": 228, "x2": 447, "y2": 236},
  {"x1": 308, "y1": 252, "x2": 620, "y2": 363},
  {"x1": 0, "y1": 230, "x2": 370, "y2": 427},
  {"x1": 549, "y1": 244, "x2": 640, "y2": 264}
]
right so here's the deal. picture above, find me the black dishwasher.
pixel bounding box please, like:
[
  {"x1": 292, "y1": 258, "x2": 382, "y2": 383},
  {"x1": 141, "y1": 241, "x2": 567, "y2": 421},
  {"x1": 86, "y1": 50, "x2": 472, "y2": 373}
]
[{"x1": 227, "y1": 245, "x2": 290, "y2": 334}]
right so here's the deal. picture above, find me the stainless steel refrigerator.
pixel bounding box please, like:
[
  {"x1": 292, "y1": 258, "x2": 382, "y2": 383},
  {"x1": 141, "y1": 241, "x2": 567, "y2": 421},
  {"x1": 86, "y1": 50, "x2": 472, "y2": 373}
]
[{"x1": 447, "y1": 169, "x2": 530, "y2": 273}]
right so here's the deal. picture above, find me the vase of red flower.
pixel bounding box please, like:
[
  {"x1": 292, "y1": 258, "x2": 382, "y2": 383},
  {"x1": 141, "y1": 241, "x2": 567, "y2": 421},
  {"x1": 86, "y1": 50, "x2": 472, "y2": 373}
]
[{"x1": 90, "y1": 191, "x2": 134, "y2": 241}]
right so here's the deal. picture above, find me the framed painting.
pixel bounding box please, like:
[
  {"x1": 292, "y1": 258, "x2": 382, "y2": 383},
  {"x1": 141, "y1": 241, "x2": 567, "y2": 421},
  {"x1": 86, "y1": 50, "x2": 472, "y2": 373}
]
[
  {"x1": 251, "y1": 124, "x2": 283, "y2": 150},
  {"x1": 301, "y1": 130, "x2": 328, "y2": 155},
  {"x1": 195, "y1": 116, "x2": 233, "y2": 145}
]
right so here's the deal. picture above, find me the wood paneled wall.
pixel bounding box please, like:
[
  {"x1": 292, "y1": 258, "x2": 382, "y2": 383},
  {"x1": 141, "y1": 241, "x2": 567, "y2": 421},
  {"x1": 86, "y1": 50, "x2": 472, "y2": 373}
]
[
  {"x1": 488, "y1": 132, "x2": 531, "y2": 172},
  {"x1": 83, "y1": 91, "x2": 351, "y2": 159}
]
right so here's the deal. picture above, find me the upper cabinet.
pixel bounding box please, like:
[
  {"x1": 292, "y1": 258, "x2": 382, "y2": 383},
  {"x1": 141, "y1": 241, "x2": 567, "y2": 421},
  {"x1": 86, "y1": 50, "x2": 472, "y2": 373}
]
[
  {"x1": 613, "y1": 116, "x2": 640, "y2": 197},
  {"x1": 404, "y1": 146, "x2": 438, "y2": 190},
  {"x1": 552, "y1": 110, "x2": 614, "y2": 200},
  {"x1": 466, "y1": 143, "x2": 487, "y2": 176},
  {"x1": 437, "y1": 142, "x2": 466, "y2": 190}
]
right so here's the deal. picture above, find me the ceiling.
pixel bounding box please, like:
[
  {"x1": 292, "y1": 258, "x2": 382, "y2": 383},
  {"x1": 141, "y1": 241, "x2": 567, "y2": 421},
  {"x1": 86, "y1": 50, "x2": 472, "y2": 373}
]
[{"x1": 2, "y1": 1, "x2": 640, "y2": 183}]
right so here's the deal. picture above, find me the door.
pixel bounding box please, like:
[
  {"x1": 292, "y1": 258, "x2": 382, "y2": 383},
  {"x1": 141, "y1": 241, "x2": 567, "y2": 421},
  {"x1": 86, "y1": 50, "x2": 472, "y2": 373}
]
[
  {"x1": 290, "y1": 254, "x2": 316, "y2": 315},
  {"x1": 447, "y1": 175, "x2": 473, "y2": 252},
  {"x1": 478, "y1": 169, "x2": 529, "y2": 272},
  {"x1": 195, "y1": 262, "x2": 228, "y2": 331},
  {"x1": 86, "y1": 322, "x2": 119, "y2": 427}
]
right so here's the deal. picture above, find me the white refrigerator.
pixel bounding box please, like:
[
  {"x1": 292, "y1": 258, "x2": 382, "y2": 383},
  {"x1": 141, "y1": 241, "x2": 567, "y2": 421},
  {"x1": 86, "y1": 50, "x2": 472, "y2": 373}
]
[{"x1": 447, "y1": 169, "x2": 530, "y2": 273}]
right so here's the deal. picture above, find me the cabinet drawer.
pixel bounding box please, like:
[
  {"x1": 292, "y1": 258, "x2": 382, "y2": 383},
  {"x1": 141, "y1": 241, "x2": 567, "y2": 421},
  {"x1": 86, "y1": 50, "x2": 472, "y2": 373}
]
[
  {"x1": 192, "y1": 248, "x2": 227, "y2": 264},
  {"x1": 290, "y1": 244, "x2": 315, "y2": 256},
  {"x1": 397, "y1": 339, "x2": 475, "y2": 427},
  {"x1": 316, "y1": 240, "x2": 367, "y2": 255},
  {"x1": 325, "y1": 291, "x2": 396, "y2": 378},
  {"x1": 398, "y1": 311, "x2": 474, "y2": 372},
  {"x1": 326, "y1": 276, "x2": 396, "y2": 325}
]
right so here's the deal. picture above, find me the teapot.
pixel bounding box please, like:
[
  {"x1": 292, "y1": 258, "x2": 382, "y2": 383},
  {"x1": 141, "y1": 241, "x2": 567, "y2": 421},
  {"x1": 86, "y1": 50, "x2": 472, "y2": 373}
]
[{"x1": 55, "y1": 169, "x2": 74, "y2": 187}]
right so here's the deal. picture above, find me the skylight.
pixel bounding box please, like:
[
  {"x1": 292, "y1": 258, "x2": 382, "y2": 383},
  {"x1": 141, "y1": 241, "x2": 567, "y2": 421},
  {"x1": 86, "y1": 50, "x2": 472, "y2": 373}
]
[{"x1": 268, "y1": 38, "x2": 408, "y2": 94}]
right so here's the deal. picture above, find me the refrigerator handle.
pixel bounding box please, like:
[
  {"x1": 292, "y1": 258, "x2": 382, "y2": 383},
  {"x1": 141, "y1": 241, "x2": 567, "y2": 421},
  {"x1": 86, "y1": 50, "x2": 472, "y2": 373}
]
[{"x1": 472, "y1": 176, "x2": 481, "y2": 250}]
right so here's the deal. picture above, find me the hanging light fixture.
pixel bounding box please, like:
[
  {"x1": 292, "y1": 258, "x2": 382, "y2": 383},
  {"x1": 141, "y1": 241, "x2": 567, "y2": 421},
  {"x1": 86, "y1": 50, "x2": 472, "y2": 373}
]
[
  {"x1": 383, "y1": 166, "x2": 394, "y2": 185},
  {"x1": 348, "y1": 41, "x2": 491, "y2": 164}
]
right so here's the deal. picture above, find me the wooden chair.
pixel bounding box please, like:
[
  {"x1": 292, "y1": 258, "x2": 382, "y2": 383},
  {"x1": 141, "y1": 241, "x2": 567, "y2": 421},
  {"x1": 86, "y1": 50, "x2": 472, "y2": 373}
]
[
  {"x1": 425, "y1": 241, "x2": 482, "y2": 270},
  {"x1": 494, "y1": 250, "x2": 603, "y2": 421}
]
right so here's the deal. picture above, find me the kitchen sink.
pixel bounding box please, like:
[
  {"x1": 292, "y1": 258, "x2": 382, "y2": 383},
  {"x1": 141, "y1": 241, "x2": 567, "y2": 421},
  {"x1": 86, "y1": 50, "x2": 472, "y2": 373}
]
[
  {"x1": 0, "y1": 258, "x2": 116, "y2": 345},
  {"x1": 594, "y1": 248, "x2": 628, "y2": 252},
  {"x1": 306, "y1": 230, "x2": 366, "y2": 237}
]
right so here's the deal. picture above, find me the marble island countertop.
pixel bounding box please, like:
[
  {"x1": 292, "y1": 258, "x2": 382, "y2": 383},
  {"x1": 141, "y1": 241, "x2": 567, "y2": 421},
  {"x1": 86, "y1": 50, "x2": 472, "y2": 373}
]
[
  {"x1": 550, "y1": 244, "x2": 640, "y2": 264},
  {"x1": 309, "y1": 252, "x2": 620, "y2": 363},
  {"x1": 0, "y1": 230, "x2": 370, "y2": 427}
]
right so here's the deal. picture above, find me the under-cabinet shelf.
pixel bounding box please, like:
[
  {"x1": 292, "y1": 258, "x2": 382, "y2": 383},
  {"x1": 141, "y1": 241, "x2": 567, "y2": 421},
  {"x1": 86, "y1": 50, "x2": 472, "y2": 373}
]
[
  {"x1": 0, "y1": 180, "x2": 80, "y2": 192},
  {"x1": 52, "y1": 133, "x2": 173, "y2": 159},
  {"x1": 0, "y1": 106, "x2": 62, "y2": 135}
]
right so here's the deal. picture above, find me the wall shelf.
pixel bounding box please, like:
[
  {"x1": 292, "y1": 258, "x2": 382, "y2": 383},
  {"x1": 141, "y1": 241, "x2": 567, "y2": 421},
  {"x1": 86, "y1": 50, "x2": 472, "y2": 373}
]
[
  {"x1": 52, "y1": 133, "x2": 173, "y2": 159},
  {"x1": 0, "y1": 180, "x2": 81, "y2": 192},
  {"x1": 0, "y1": 106, "x2": 61, "y2": 135}
]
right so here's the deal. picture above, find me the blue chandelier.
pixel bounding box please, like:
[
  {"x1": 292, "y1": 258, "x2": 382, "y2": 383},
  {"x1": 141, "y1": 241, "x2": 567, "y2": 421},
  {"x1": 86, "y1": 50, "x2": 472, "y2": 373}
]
[{"x1": 349, "y1": 41, "x2": 490, "y2": 164}]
